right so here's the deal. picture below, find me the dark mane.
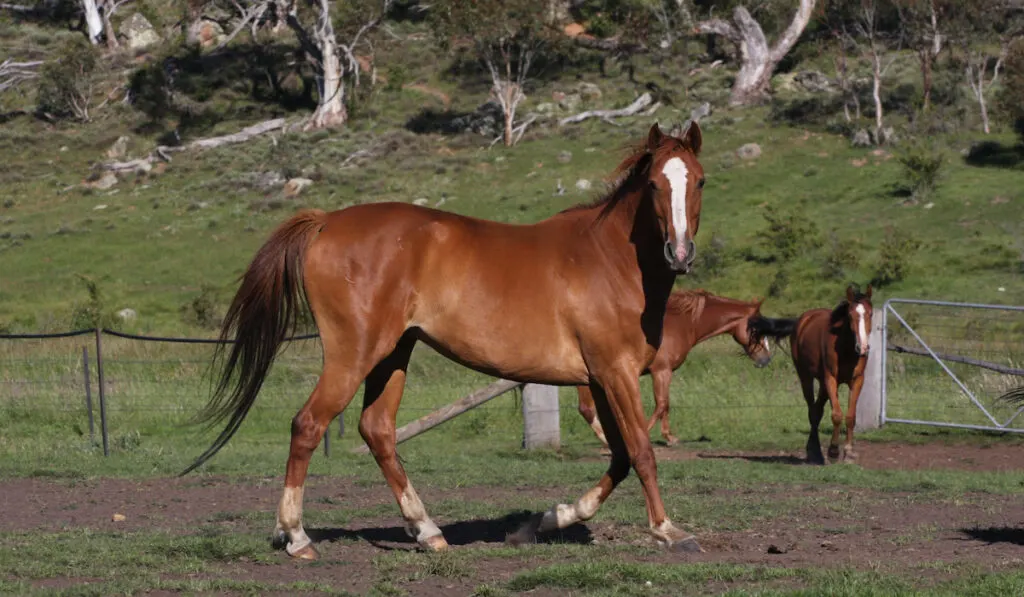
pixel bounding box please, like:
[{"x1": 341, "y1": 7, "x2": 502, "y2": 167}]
[
  {"x1": 829, "y1": 292, "x2": 871, "y2": 326},
  {"x1": 558, "y1": 136, "x2": 691, "y2": 216}
]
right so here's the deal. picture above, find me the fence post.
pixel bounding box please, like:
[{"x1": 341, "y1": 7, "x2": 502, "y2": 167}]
[
  {"x1": 82, "y1": 346, "x2": 94, "y2": 441},
  {"x1": 857, "y1": 318, "x2": 884, "y2": 430},
  {"x1": 94, "y1": 328, "x2": 109, "y2": 457},
  {"x1": 522, "y1": 384, "x2": 560, "y2": 450}
]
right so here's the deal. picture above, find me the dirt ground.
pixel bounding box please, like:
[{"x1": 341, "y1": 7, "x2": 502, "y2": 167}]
[{"x1": 3, "y1": 442, "x2": 1023, "y2": 595}]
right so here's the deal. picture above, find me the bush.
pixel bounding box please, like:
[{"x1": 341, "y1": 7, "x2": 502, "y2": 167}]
[
  {"x1": 35, "y1": 36, "x2": 98, "y2": 121},
  {"x1": 894, "y1": 140, "x2": 945, "y2": 202},
  {"x1": 70, "y1": 274, "x2": 113, "y2": 329},
  {"x1": 822, "y1": 232, "x2": 860, "y2": 280},
  {"x1": 756, "y1": 205, "x2": 822, "y2": 263},
  {"x1": 692, "y1": 232, "x2": 728, "y2": 280},
  {"x1": 872, "y1": 227, "x2": 921, "y2": 288},
  {"x1": 181, "y1": 284, "x2": 221, "y2": 330}
]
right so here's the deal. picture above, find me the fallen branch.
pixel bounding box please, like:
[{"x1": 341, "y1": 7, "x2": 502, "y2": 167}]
[
  {"x1": 0, "y1": 59, "x2": 43, "y2": 93},
  {"x1": 558, "y1": 92, "x2": 652, "y2": 126},
  {"x1": 102, "y1": 118, "x2": 288, "y2": 171},
  {"x1": 490, "y1": 113, "x2": 538, "y2": 147}
]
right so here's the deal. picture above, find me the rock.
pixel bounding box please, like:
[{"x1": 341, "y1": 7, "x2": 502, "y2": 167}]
[
  {"x1": 736, "y1": 143, "x2": 762, "y2": 160},
  {"x1": 283, "y1": 177, "x2": 314, "y2": 198},
  {"x1": 188, "y1": 19, "x2": 225, "y2": 50},
  {"x1": 112, "y1": 513, "x2": 127, "y2": 522},
  {"x1": 117, "y1": 308, "x2": 137, "y2": 323},
  {"x1": 557, "y1": 150, "x2": 572, "y2": 164},
  {"x1": 575, "y1": 179, "x2": 591, "y2": 192},
  {"x1": 577, "y1": 82, "x2": 602, "y2": 102},
  {"x1": 794, "y1": 70, "x2": 833, "y2": 94},
  {"x1": 119, "y1": 13, "x2": 161, "y2": 51},
  {"x1": 766, "y1": 544, "x2": 789, "y2": 554},
  {"x1": 563, "y1": 22, "x2": 586, "y2": 37},
  {"x1": 447, "y1": 101, "x2": 504, "y2": 138},
  {"x1": 87, "y1": 172, "x2": 118, "y2": 190},
  {"x1": 851, "y1": 129, "x2": 872, "y2": 148},
  {"x1": 557, "y1": 92, "x2": 582, "y2": 113},
  {"x1": 133, "y1": 160, "x2": 152, "y2": 174},
  {"x1": 106, "y1": 136, "x2": 130, "y2": 159},
  {"x1": 93, "y1": 204, "x2": 107, "y2": 210},
  {"x1": 412, "y1": 198, "x2": 429, "y2": 206},
  {"x1": 535, "y1": 102, "x2": 557, "y2": 115}
]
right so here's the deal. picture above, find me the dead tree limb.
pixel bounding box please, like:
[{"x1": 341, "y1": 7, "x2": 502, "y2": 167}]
[
  {"x1": 558, "y1": 92, "x2": 653, "y2": 126},
  {"x1": 0, "y1": 59, "x2": 42, "y2": 93},
  {"x1": 102, "y1": 118, "x2": 288, "y2": 171}
]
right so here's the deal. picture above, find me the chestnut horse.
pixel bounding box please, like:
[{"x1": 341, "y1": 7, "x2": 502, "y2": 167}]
[
  {"x1": 790, "y1": 285, "x2": 873, "y2": 464},
  {"x1": 183, "y1": 122, "x2": 708, "y2": 558},
  {"x1": 577, "y1": 290, "x2": 796, "y2": 447}
]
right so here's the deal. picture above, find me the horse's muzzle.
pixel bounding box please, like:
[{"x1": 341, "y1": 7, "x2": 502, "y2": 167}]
[{"x1": 664, "y1": 238, "x2": 697, "y2": 273}]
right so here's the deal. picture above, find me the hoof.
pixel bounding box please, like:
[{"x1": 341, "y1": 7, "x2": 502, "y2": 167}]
[
  {"x1": 288, "y1": 543, "x2": 320, "y2": 561},
  {"x1": 669, "y1": 536, "x2": 704, "y2": 553},
  {"x1": 664, "y1": 435, "x2": 680, "y2": 447},
  {"x1": 827, "y1": 445, "x2": 841, "y2": 460},
  {"x1": 841, "y1": 450, "x2": 857, "y2": 463},
  {"x1": 420, "y1": 534, "x2": 450, "y2": 552},
  {"x1": 271, "y1": 530, "x2": 288, "y2": 550}
]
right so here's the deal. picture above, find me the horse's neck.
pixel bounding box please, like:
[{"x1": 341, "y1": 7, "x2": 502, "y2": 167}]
[{"x1": 693, "y1": 299, "x2": 748, "y2": 343}]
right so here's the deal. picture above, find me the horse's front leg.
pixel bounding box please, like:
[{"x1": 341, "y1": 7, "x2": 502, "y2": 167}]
[{"x1": 842, "y1": 375, "x2": 865, "y2": 463}]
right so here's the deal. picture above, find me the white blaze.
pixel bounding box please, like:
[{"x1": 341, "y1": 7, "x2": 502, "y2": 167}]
[
  {"x1": 661, "y1": 157, "x2": 689, "y2": 250},
  {"x1": 855, "y1": 304, "x2": 868, "y2": 352}
]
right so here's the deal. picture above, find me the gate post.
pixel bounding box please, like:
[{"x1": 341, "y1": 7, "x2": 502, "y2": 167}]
[
  {"x1": 522, "y1": 384, "x2": 560, "y2": 449},
  {"x1": 857, "y1": 319, "x2": 884, "y2": 430}
]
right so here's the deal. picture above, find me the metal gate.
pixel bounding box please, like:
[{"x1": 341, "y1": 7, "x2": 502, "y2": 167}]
[{"x1": 882, "y1": 298, "x2": 1024, "y2": 433}]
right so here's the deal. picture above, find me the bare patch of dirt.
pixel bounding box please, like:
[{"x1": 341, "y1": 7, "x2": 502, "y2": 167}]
[{"x1": 4, "y1": 442, "x2": 1024, "y2": 596}]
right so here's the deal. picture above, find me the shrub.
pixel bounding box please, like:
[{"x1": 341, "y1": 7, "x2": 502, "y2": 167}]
[
  {"x1": 998, "y1": 38, "x2": 1024, "y2": 145},
  {"x1": 181, "y1": 284, "x2": 221, "y2": 330},
  {"x1": 894, "y1": 139, "x2": 945, "y2": 202},
  {"x1": 872, "y1": 227, "x2": 921, "y2": 287},
  {"x1": 822, "y1": 232, "x2": 860, "y2": 280},
  {"x1": 70, "y1": 274, "x2": 112, "y2": 329},
  {"x1": 35, "y1": 36, "x2": 98, "y2": 121},
  {"x1": 756, "y1": 205, "x2": 822, "y2": 263},
  {"x1": 692, "y1": 232, "x2": 728, "y2": 280}
]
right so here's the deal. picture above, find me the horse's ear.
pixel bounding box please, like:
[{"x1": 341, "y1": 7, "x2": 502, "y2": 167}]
[
  {"x1": 682, "y1": 120, "x2": 702, "y2": 155},
  {"x1": 865, "y1": 284, "x2": 873, "y2": 299},
  {"x1": 846, "y1": 285, "x2": 856, "y2": 303},
  {"x1": 647, "y1": 123, "x2": 665, "y2": 151}
]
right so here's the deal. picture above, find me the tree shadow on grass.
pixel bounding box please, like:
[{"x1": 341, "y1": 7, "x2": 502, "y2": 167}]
[
  {"x1": 963, "y1": 140, "x2": 1024, "y2": 169},
  {"x1": 960, "y1": 526, "x2": 1024, "y2": 546},
  {"x1": 697, "y1": 453, "x2": 808, "y2": 466},
  {"x1": 306, "y1": 510, "x2": 593, "y2": 550}
]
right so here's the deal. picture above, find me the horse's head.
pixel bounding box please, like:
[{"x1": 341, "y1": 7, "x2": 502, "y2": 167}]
[
  {"x1": 643, "y1": 121, "x2": 704, "y2": 273},
  {"x1": 843, "y1": 284, "x2": 874, "y2": 356}
]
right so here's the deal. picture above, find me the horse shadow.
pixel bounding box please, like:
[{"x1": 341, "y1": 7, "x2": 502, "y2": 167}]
[
  {"x1": 697, "y1": 453, "x2": 807, "y2": 466},
  {"x1": 306, "y1": 510, "x2": 593, "y2": 550},
  {"x1": 960, "y1": 526, "x2": 1024, "y2": 546}
]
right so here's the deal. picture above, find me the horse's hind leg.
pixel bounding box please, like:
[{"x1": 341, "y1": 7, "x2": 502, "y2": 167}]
[
  {"x1": 275, "y1": 355, "x2": 364, "y2": 560},
  {"x1": 800, "y1": 372, "x2": 824, "y2": 465},
  {"x1": 842, "y1": 375, "x2": 865, "y2": 463},
  {"x1": 358, "y1": 334, "x2": 447, "y2": 551},
  {"x1": 577, "y1": 385, "x2": 610, "y2": 450},
  {"x1": 647, "y1": 369, "x2": 677, "y2": 446}
]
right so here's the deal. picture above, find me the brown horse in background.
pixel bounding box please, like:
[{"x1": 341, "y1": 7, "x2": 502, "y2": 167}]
[
  {"x1": 183, "y1": 122, "x2": 708, "y2": 558},
  {"x1": 578, "y1": 290, "x2": 796, "y2": 447},
  {"x1": 790, "y1": 285, "x2": 873, "y2": 464}
]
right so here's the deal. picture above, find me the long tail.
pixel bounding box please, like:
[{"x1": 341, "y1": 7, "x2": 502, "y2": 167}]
[
  {"x1": 997, "y1": 386, "x2": 1024, "y2": 406},
  {"x1": 181, "y1": 209, "x2": 327, "y2": 476},
  {"x1": 750, "y1": 316, "x2": 799, "y2": 343}
]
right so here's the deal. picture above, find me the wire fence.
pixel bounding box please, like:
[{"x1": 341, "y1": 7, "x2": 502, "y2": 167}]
[{"x1": 0, "y1": 328, "x2": 812, "y2": 462}]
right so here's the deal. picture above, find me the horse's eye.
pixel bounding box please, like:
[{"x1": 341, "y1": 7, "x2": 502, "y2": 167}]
[{"x1": 697, "y1": 178, "x2": 706, "y2": 189}]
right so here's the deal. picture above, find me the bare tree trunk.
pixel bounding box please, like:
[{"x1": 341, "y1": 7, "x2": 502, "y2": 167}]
[
  {"x1": 871, "y1": 49, "x2": 883, "y2": 137},
  {"x1": 919, "y1": 47, "x2": 932, "y2": 111},
  {"x1": 697, "y1": 0, "x2": 816, "y2": 106},
  {"x1": 311, "y1": 33, "x2": 347, "y2": 128},
  {"x1": 101, "y1": 1, "x2": 119, "y2": 50},
  {"x1": 82, "y1": 0, "x2": 104, "y2": 45}
]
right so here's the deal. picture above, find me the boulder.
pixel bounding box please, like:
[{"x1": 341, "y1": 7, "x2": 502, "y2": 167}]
[
  {"x1": 851, "y1": 129, "x2": 872, "y2": 148},
  {"x1": 106, "y1": 136, "x2": 130, "y2": 159},
  {"x1": 119, "y1": 14, "x2": 161, "y2": 51},
  {"x1": 283, "y1": 177, "x2": 314, "y2": 197},
  {"x1": 187, "y1": 19, "x2": 224, "y2": 50},
  {"x1": 736, "y1": 143, "x2": 762, "y2": 160}
]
